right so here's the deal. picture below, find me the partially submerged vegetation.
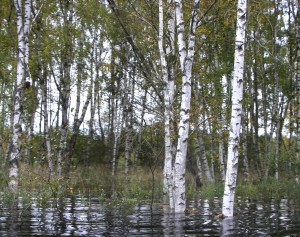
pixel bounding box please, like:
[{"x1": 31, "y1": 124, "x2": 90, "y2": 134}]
[{"x1": 1, "y1": 164, "x2": 299, "y2": 209}]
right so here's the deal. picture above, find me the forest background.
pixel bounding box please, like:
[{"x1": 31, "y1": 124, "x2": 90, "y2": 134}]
[{"x1": 0, "y1": 0, "x2": 300, "y2": 215}]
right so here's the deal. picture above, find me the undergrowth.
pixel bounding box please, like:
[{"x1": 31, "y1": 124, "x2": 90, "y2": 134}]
[{"x1": 1, "y1": 163, "x2": 300, "y2": 209}]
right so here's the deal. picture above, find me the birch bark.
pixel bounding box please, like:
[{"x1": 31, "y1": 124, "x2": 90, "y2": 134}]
[
  {"x1": 194, "y1": 81, "x2": 214, "y2": 183},
  {"x1": 173, "y1": 0, "x2": 199, "y2": 213},
  {"x1": 222, "y1": 0, "x2": 247, "y2": 217},
  {"x1": 9, "y1": 0, "x2": 31, "y2": 191},
  {"x1": 124, "y1": 69, "x2": 134, "y2": 175},
  {"x1": 41, "y1": 66, "x2": 53, "y2": 175},
  {"x1": 296, "y1": 0, "x2": 300, "y2": 184},
  {"x1": 134, "y1": 88, "x2": 147, "y2": 167},
  {"x1": 57, "y1": 0, "x2": 73, "y2": 177},
  {"x1": 158, "y1": 0, "x2": 175, "y2": 208}
]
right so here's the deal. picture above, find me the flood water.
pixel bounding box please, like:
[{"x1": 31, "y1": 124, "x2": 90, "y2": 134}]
[{"x1": 0, "y1": 195, "x2": 300, "y2": 236}]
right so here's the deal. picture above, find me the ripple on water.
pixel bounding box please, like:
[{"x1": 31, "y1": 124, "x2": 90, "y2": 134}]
[{"x1": 0, "y1": 196, "x2": 300, "y2": 236}]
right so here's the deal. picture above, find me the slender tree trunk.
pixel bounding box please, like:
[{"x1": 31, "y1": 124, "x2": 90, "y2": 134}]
[
  {"x1": 218, "y1": 76, "x2": 227, "y2": 182},
  {"x1": 272, "y1": 2, "x2": 280, "y2": 181},
  {"x1": 262, "y1": 70, "x2": 270, "y2": 180},
  {"x1": 252, "y1": 30, "x2": 262, "y2": 178},
  {"x1": 57, "y1": 0, "x2": 73, "y2": 177},
  {"x1": 111, "y1": 69, "x2": 124, "y2": 175},
  {"x1": 218, "y1": 116, "x2": 226, "y2": 182},
  {"x1": 41, "y1": 66, "x2": 53, "y2": 175},
  {"x1": 9, "y1": 0, "x2": 31, "y2": 191},
  {"x1": 209, "y1": 124, "x2": 216, "y2": 182},
  {"x1": 124, "y1": 68, "x2": 134, "y2": 175},
  {"x1": 222, "y1": 0, "x2": 247, "y2": 217},
  {"x1": 242, "y1": 112, "x2": 249, "y2": 183},
  {"x1": 287, "y1": 0, "x2": 294, "y2": 176},
  {"x1": 196, "y1": 127, "x2": 213, "y2": 183},
  {"x1": 295, "y1": 0, "x2": 300, "y2": 184},
  {"x1": 134, "y1": 88, "x2": 147, "y2": 167},
  {"x1": 66, "y1": 87, "x2": 92, "y2": 163},
  {"x1": 173, "y1": 0, "x2": 199, "y2": 213},
  {"x1": 65, "y1": 29, "x2": 92, "y2": 164},
  {"x1": 194, "y1": 80, "x2": 214, "y2": 183},
  {"x1": 86, "y1": 32, "x2": 97, "y2": 166},
  {"x1": 158, "y1": 0, "x2": 175, "y2": 208}
]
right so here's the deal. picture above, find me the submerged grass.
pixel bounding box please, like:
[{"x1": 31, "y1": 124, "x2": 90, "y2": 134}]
[
  {"x1": 1, "y1": 163, "x2": 300, "y2": 208},
  {"x1": 236, "y1": 178, "x2": 300, "y2": 203}
]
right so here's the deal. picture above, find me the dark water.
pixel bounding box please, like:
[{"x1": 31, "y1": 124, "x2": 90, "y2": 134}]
[{"x1": 1, "y1": 195, "x2": 300, "y2": 236}]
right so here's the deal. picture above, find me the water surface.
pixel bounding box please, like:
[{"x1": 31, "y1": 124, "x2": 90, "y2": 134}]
[{"x1": 1, "y1": 195, "x2": 300, "y2": 236}]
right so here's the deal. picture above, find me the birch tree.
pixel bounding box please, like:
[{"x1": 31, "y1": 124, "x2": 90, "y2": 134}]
[
  {"x1": 173, "y1": 0, "x2": 199, "y2": 213},
  {"x1": 9, "y1": 0, "x2": 32, "y2": 191},
  {"x1": 222, "y1": 0, "x2": 247, "y2": 217},
  {"x1": 296, "y1": 0, "x2": 300, "y2": 184},
  {"x1": 158, "y1": 0, "x2": 175, "y2": 208},
  {"x1": 57, "y1": 0, "x2": 74, "y2": 177}
]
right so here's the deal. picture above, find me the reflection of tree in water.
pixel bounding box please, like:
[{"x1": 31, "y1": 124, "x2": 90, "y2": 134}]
[
  {"x1": 2, "y1": 196, "x2": 300, "y2": 236},
  {"x1": 8, "y1": 199, "x2": 20, "y2": 236},
  {"x1": 221, "y1": 217, "x2": 235, "y2": 237}
]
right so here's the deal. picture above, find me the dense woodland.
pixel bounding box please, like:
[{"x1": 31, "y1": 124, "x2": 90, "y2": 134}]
[{"x1": 0, "y1": 0, "x2": 300, "y2": 215}]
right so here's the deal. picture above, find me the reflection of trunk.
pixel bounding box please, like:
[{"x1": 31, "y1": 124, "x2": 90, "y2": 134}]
[
  {"x1": 221, "y1": 217, "x2": 235, "y2": 236},
  {"x1": 222, "y1": 0, "x2": 247, "y2": 217},
  {"x1": 8, "y1": 201, "x2": 20, "y2": 236}
]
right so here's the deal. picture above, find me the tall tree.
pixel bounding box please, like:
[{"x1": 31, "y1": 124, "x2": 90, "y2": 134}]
[
  {"x1": 222, "y1": 0, "x2": 247, "y2": 217},
  {"x1": 9, "y1": 0, "x2": 32, "y2": 191},
  {"x1": 173, "y1": 0, "x2": 199, "y2": 213},
  {"x1": 158, "y1": 0, "x2": 176, "y2": 208},
  {"x1": 296, "y1": 0, "x2": 300, "y2": 184},
  {"x1": 57, "y1": 0, "x2": 74, "y2": 177}
]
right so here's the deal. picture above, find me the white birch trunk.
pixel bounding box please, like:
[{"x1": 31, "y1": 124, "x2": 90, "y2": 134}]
[
  {"x1": 42, "y1": 69, "x2": 53, "y2": 175},
  {"x1": 242, "y1": 113, "x2": 249, "y2": 183},
  {"x1": 134, "y1": 89, "x2": 147, "y2": 167},
  {"x1": 9, "y1": 0, "x2": 31, "y2": 191},
  {"x1": 159, "y1": 0, "x2": 175, "y2": 208},
  {"x1": 196, "y1": 128, "x2": 213, "y2": 182},
  {"x1": 296, "y1": 0, "x2": 300, "y2": 184},
  {"x1": 173, "y1": 0, "x2": 199, "y2": 213},
  {"x1": 86, "y1": 33, "x2": 97, "y2": 165},
  {"x1": 222, "y1": 0, "x2": 247, "y2": 217},
  {"x1": 218, "y1": 114, "x2": 226, "y2": 182},
  {"x1": 111, "y1": 84, "x2": 124, "y2": 176},
  {"x1": 209, "y1": 125, "x2": 216, "y2": 182},
  {"x1": 57, "y1": 0, "x2": 73, "y2": 177},
  {"x1": 272, "y1": 4, "x2": 280, "y2": 181},
  {"x1": 124, "y1": 72, "x2": 134, "y2": 175}
]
